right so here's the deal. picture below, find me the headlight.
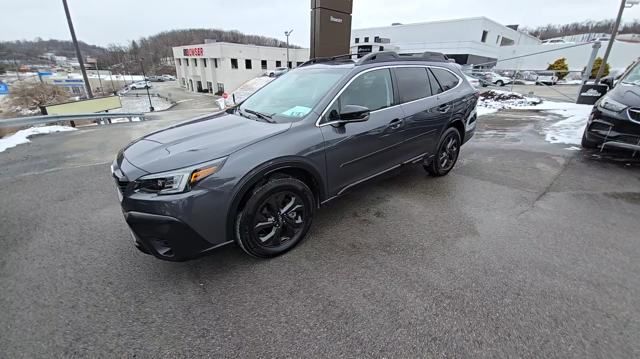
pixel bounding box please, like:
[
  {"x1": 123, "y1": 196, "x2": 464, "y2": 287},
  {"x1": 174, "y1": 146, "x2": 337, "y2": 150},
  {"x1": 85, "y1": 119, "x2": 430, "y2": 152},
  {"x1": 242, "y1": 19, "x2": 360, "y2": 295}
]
[
  {"x1": 134, "y1": 157, "x2": 226, "y2": 195},
  {"x1": 598, "y1": 97, "x2": 627, "y2": 112}
]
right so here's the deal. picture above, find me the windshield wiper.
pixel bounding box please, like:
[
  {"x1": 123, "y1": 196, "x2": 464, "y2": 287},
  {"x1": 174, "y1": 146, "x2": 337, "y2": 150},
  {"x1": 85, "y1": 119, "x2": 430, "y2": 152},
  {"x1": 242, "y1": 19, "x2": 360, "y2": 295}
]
[{"x1": 243, "y1": 108, "x2": 276, "y2": 123}]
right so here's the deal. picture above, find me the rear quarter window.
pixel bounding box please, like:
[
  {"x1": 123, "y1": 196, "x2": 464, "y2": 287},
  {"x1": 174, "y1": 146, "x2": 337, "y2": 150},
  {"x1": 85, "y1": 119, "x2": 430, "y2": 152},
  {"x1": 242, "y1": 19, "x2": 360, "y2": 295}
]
[{"x1": 430, "y1": 68, "x2": 460, "y2": 91}]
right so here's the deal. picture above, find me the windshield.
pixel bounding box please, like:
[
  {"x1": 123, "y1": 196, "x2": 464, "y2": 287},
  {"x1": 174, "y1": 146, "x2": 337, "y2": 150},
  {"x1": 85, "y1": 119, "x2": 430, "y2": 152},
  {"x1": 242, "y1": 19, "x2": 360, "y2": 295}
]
[
  {"x1": 240, "y1": 67, "x2": 349, "y2": 123},
  {"x1": 621, "y1": 62, "x2": 640, "y2": 86}
]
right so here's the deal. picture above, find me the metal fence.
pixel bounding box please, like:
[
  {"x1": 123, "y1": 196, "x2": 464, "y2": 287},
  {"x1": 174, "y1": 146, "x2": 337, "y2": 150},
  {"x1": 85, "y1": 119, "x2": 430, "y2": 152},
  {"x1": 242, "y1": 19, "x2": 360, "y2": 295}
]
[{"x1": 0, "y1": 112, "x2": 145, "y2": 129}]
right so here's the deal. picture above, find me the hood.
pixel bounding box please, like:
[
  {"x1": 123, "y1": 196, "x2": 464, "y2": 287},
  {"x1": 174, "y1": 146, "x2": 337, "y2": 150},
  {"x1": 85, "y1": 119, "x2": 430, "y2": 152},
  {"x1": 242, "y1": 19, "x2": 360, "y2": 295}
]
[
  {"x1": 122, "y1": 112, "x2": 291, "y2": 173},
  {"x1": 608, "y1": 83, "x2": 640, "y2": 107}
]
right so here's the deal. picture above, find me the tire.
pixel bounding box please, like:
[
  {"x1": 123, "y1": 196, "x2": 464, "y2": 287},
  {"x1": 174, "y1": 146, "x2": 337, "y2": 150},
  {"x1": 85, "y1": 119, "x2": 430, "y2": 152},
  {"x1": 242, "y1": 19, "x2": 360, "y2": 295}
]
[
  {"x1": 424, "y1": 127, "x2": 462, "y2": 177},
  {"x1": 130, "y1": 86, "x2": 137, "y2": 90},
  {"x1": 235, "y1": 177, "x2": 315, "y2": 258},
  {"x1": 496, "y1": 80, "x2": 505, "y2": 87},
  {"x1": 269, "y1": 73, "x2": 275, "y2": 78},
  {"x1": 581, "y1": 129, "x2": 599, "y2": 149}
]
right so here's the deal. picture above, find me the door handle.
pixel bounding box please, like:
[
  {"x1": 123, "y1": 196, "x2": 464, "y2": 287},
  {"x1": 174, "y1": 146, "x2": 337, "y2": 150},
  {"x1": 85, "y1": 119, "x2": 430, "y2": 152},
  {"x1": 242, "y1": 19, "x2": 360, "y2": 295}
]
[
  {"x1": 438, "y1": 104, "x2": 451, "y2": 113},
  {"x1": 388, "y1": 118, "x2": 403, "y2": 130}
]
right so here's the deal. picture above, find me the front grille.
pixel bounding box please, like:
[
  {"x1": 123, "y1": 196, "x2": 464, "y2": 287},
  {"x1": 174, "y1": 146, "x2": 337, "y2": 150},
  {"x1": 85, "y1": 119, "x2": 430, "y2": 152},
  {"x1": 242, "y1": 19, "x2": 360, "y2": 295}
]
[{"x1": 628, "y1": 108, "x2": 640, "y2": 123}]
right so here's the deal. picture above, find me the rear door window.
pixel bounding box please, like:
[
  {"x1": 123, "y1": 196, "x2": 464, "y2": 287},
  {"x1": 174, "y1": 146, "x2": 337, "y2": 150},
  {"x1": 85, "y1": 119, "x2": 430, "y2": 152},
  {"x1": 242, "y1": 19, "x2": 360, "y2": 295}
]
[
  {"x1": 394, "y1": 67, "x2": 431, "y2": 103},
  {"x1": 430, "y1": 68, "x2": 460, "y2": 91}
]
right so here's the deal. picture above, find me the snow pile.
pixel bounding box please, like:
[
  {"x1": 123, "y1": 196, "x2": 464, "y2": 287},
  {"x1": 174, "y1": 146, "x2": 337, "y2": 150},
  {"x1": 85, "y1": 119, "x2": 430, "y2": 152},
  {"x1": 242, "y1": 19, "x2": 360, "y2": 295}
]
[
  {"x1": 115, "y1": 96, "x2": 172, "y2": 113},
  {"x1": 226, "y1": 76, "x2": 275, "y2": 105},
  {"x1": 478, "y1": 90, "x2": 542, "y2": 116},
  {"x1": 0, "y1": 125, "x2": 77, "y2": 153},
  {"x1": 531, "y1": 102, "x2": 592, "y2": 145}
]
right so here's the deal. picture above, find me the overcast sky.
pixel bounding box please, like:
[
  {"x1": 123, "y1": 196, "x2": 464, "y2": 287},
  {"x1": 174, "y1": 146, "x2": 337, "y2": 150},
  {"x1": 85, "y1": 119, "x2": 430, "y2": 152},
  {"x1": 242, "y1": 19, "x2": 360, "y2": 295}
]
[{"x1": 2, "y1": 0, "x2": 640, "y2": 47}]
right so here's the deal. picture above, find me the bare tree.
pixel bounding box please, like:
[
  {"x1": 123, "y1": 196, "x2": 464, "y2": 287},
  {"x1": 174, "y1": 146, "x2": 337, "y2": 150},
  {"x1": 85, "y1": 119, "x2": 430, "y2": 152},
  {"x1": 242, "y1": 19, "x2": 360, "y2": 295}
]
[{"x1": 9, "y1": 82, "x2": 70, "y2": 110}]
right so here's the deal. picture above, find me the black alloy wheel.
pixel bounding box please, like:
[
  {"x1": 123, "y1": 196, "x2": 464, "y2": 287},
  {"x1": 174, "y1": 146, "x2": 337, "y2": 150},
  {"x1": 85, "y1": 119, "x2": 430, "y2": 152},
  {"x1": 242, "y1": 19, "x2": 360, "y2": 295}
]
[
  {"x1": 425, "y1": 127, "x2": 461, "y2": 177},
  {"x1": 236, "y1": 177, "x2": 314, "y2": 258},
  {"x1": 253, "y1": 191, "x2": 306, "y2": 247}
]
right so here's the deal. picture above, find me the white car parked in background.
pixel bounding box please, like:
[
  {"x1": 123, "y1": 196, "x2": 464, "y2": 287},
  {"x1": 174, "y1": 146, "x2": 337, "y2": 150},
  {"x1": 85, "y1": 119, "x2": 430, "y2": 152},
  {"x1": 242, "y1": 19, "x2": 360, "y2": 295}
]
[
  {"x1": 161, "y1": 74, "x2": 176, "y2": 81},
  {"x1": 129, "y1": 81, "x2": 151, "y2": 90},
  {"x1": 483, "y1": 72, "x2": 512, "y2": 87},
  {"x1": 535, "y1": 71, "x2": 559, "y2": 85},
  {"x1": 268, "y1": 67, "x2": 289, "y2": 77},
  {"x1": 465, "y1": 75, "x2": 481, "y2": 88}
]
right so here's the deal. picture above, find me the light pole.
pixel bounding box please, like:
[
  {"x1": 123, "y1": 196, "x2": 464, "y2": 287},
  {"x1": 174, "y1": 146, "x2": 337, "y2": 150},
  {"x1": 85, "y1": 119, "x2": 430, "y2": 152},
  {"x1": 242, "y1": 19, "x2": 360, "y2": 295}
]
[
  {"x1": 595, "y1": 0, "x2": 639, "y2": 83},
  {"x1": 62, "y1": 0, "x2": 93, "y2": 98},
  {"x1": 284, "y1": 29, "x2": 294, "y2": 68},
  {"x1": 139, "y1": 58, "x2": 154, "y2": 112}
]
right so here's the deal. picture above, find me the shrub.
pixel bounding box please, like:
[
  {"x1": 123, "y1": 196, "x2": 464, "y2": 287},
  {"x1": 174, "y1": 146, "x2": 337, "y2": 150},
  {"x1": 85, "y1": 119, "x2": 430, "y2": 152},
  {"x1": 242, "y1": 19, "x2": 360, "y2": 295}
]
[
  {"x1": 8, "y1": 82, "x2": 70, "y2": 110},
  {"x1": 547, "y1": 58, "x2": 569, "y2": 79},
  {"x1": 585, "y1": 57, "x2": 610, "y2": 79}
]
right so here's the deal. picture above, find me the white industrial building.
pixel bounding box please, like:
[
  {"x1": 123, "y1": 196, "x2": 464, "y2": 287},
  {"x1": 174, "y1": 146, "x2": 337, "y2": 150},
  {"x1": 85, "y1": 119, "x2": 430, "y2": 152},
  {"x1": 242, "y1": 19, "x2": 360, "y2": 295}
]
[
  {"x1": 172, "y1": 42, "x2": 309, "y2": 94},
  {"x1": 351, "y1": 16, "x2": 640, "y2": 72},
  {"x1": 351, "y1": 17, "x2": 541, "y2": 66}
]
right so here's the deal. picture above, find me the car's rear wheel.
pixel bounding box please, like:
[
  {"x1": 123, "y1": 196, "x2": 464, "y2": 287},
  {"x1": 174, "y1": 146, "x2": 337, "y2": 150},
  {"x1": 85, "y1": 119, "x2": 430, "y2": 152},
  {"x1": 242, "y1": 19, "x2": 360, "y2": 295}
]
[
  {"x1": 496, "y1": 80, "x2": 505, "y2": 86},
  {"x1": 424, "y1": 127, "x2": 461, "y2": 177},
  {"x1": 235, "y1": 177, "x2": 315, "y2": 258}
]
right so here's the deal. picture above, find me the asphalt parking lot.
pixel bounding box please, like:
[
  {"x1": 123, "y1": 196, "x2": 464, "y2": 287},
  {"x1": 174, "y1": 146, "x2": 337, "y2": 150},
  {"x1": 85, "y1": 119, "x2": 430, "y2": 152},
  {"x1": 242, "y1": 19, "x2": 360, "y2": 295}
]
[{"x1": 1, "y1": 109, "x2": 640, "y2": 357}]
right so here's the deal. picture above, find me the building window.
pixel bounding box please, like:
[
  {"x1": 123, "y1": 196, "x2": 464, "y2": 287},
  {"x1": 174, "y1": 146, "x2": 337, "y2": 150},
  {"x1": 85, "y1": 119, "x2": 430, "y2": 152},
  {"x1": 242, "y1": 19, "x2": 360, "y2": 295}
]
[
  {"x1": 364, "y1": 37, "x2": 369, "y2": 43},
  {"x1": 231, "y1": 58, "x2": 238, "y2": 69},
  {"x1": 496, "y1": 35, "x2": 501, "y2": 44},
  {"x1": 193, "y1": 58, "x2": 198, "y2": 67},
  {"x1": 355, "y1": 37, "x2": 360, "y2": 44},
  {"x1": 296, "y1": 62, "x2": 303, "y2": 67},
  {"x1": 500, "y1": 37, "x2": 515, "y2": 46},
  {"x1": 288, "y1": 61, "x2": 292, "y2": 69},
  {"x1": 203, "y1": 58, "x2": 207, "y2": 67},
  {"x1": 245, "y1": 59, "x2": 252, "y2": 69},
  {"x1": 181, "y1": 78, "x2": 186, "y2": 86},
  {"x1": 185, "y1": 59, "x2": 189, "y2": 67},
  {"x1": 214, "y1": 58, "x2": 218, "y2": 68},
  {"x1": 481, "y1": 30, "x2": 488, "y2": 43},
  {"x1": 261, "y1": 60, "x2": 267, "y2": 70},
  {"x1": 207, "y1": 81, "x2": 213, "y2": 93},
  {"x1": 276, "y1": 60, "x2": 282, "y2": 67},
  {"x1": 216, "y1": 83, "x2": 225, "y2": 95},
  {"x1": 379, "y1": 46, "x2": 385, "y2": 51},
  {"x1": 177, "y1": 58, "x2": 181, "y2": 66}
]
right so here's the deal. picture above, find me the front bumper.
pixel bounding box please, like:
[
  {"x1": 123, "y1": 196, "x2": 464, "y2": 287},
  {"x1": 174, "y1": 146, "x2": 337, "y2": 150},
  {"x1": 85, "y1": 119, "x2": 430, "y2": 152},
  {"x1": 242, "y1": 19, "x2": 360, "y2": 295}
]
[
  {"x1": 125, "y1": 211, "x2": 231, "y2": 261},
  {"x1": 584, "y1": 108, "x2": 640, "y2": 152},
  {"x1": 112, "y1": 157, "x2": 234, "y2": 261}
]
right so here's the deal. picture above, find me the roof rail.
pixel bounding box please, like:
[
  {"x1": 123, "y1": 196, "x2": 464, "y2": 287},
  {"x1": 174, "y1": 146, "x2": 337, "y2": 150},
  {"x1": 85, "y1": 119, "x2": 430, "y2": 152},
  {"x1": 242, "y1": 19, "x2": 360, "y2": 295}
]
[
  {"x1": 356, "y1": 51, "x2": 401, "y2": 65},
  {"x1": 299, "y1": 54, "x2": 355, "y2": 67},
  {"x1": 356, "y1": 51, "x2": 449, "y2": 65}
]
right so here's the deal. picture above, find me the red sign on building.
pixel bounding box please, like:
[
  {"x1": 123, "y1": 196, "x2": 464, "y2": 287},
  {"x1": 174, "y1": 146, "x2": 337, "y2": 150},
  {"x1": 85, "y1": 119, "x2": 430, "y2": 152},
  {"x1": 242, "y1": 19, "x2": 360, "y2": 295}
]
[{"x1": 183, "y1": 47, "x2": 204, "y2": 57}]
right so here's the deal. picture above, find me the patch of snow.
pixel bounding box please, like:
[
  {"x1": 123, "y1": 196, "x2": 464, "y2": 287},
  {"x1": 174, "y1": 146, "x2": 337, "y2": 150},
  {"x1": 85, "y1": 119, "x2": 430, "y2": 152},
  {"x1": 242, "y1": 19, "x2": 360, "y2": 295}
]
[
  {"x1": 541, "y1": 104, "x2": 592, "y2": 145},
  {"x1": 114, "y1": 96, "x2": 172, "y2": 113},
  {"x1": 0, "y1": 125, "x2": 77, "y2": 153},
  {"x1": 477, "y1": 90, "x2": 542, "y2": 115},
  {"x1": 558, "y1": 79, "x2": 583, "y2": 85}
]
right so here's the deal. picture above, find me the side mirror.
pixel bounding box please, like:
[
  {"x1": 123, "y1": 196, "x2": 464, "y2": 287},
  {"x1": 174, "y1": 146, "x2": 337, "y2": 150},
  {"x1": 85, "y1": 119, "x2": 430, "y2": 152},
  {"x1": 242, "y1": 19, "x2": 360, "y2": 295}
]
[
  {"x1": 601, "y1": 76, "x2": 614, "y2": 89},
  {"x1": 338, "y1": 105, "x2": 370, "y2": 124}
]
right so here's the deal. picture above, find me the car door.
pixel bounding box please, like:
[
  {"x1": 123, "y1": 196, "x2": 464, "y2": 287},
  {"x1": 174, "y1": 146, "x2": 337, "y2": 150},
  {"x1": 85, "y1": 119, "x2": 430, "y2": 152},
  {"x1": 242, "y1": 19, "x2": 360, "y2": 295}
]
[
  {"x1": 429, "y1": 67, "x2": 465, "y2": 135},
  {"x1": 392, "y1": 66, "x2": 443, "y2": 160},
  {"x1": 319, "y1": 68, "x2": 406, "y2": 196}
]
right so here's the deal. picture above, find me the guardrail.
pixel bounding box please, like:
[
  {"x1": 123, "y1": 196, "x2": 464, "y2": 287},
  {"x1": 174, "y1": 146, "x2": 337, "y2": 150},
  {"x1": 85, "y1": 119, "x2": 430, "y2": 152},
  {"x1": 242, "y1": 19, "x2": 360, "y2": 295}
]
[{"x1": 0, "y1": 112, "x2": 145, "y2": 128}]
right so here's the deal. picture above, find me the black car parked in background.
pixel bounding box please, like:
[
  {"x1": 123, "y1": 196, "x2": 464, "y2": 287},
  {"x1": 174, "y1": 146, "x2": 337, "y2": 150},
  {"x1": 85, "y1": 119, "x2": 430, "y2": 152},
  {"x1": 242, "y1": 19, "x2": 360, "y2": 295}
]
[
  {"x1": 582, "y1": 58, "x2": 640, "y2": 152},
  {"x1": 112, "y1": 51, "x2": 479, "y2": 261}
]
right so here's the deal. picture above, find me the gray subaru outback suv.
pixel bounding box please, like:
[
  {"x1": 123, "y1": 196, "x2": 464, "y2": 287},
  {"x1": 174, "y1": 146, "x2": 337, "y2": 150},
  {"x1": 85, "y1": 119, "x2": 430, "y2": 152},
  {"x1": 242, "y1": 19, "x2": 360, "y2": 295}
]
[{"x1": 111, "y1": 51, "x2": 479, "y2": 261}]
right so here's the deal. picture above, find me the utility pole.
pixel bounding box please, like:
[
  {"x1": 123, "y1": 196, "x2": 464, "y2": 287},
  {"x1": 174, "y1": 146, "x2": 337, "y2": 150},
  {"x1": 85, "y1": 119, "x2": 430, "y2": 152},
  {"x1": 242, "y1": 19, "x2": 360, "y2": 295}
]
[
  {"x1": 62, "y1": 0, "x2": 93, "y2": 98},
  {"x1": 595, "y1": 0, "x2": 639, "y2": 83},
  {"x1": 285, "y1": 29, "x2": 293, "y2": 68},
  {"x1": 139, "y1": 58, "x2": 154, "y2": 112}
]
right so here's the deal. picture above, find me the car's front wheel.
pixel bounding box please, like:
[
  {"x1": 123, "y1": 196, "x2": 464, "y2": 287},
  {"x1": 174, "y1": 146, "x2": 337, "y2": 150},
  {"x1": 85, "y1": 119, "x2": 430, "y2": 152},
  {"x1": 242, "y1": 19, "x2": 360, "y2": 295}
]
[
  {"x1": 496, "y1": 80, "x2": 505, "y2": 86},
  {"x1": 581, "y1": 129, "x2": 599, "y2": 149},
  {"x1": 425, "y1": 127, "x2": 461, "y2": 177},
  {"x1": 235, "y1": 177, "x2": 315, "y2": 258}
]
